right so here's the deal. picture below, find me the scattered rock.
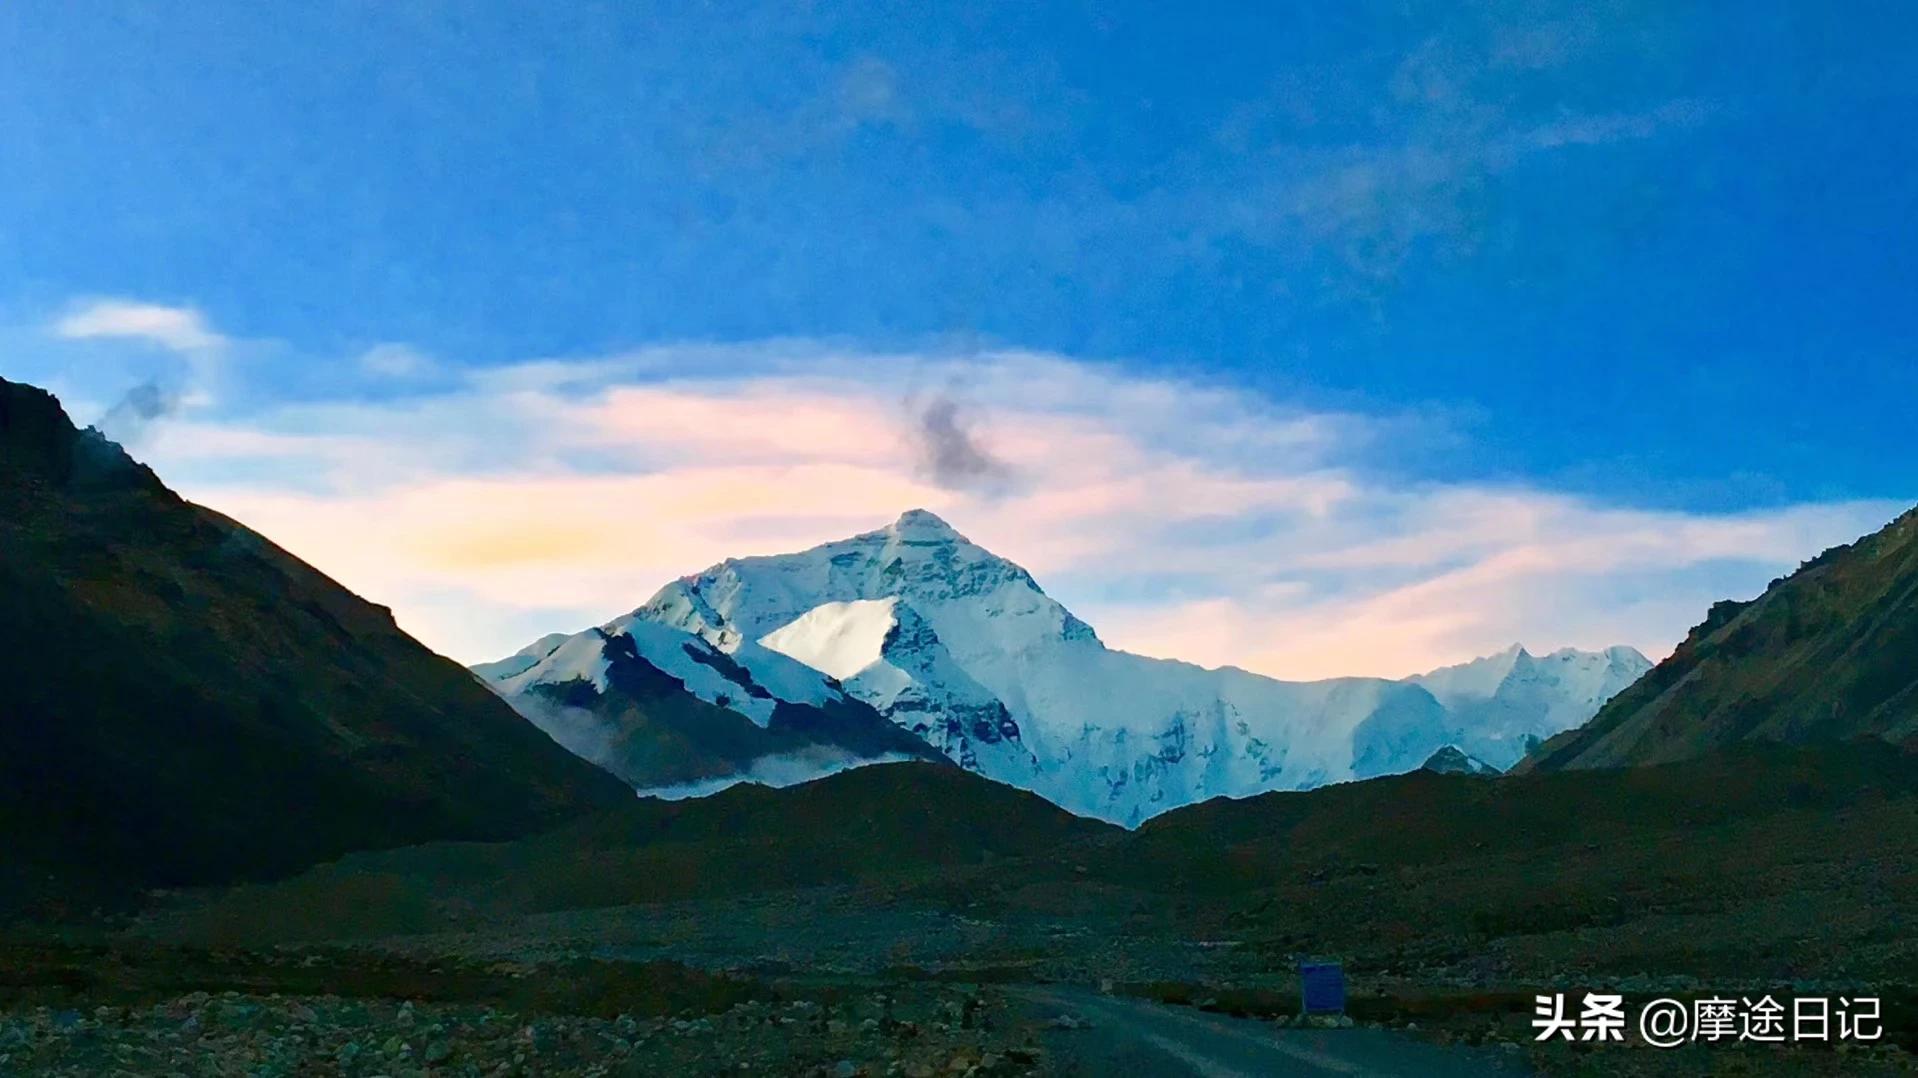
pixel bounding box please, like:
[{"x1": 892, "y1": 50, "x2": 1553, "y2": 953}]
[{"x1": 0, "y1": 981, "x2": 1034, "y2": 1077}]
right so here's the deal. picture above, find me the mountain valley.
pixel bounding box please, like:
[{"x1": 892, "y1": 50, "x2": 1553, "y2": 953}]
[{"x1": 3, "y1": 376, "x2": 1915, "y2": 1076}]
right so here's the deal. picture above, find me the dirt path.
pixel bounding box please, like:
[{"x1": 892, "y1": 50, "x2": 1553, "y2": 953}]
[{"x1": 1013, "y1": 986, "x2": 1533, "y2": 1077}]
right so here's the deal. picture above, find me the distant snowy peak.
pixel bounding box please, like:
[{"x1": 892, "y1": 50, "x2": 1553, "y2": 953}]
[
  {"x1": 891, "y1": 507, "x2": 972, "y2": 542},
  {"x1": 469, "y1": 631, "x2": 574, "y2": 682},
  {"x1": 1412, "y1": 643, "x2": 1651, "y2": 704},
  {"x1": 487, "y1": 509, "x2": 1654, "y2": 824},
  {"x1": 635, "y1": 509, "x2": 1098, "y2": 651},
  {"x1": 1407, "y1": 643, "x2": 1531, "y2": 706},
  {"x1": 1406, "y1": 643, "x2": 1653, "y2": 770}
]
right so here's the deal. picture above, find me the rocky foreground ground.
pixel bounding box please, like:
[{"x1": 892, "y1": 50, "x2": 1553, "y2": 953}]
[
  {"x1": 0, "y1": 987, "x2": 1045, "y2": 1077},
  {"x1": 4, "y1": 966, "x2": 1917, "y2": 1076}
]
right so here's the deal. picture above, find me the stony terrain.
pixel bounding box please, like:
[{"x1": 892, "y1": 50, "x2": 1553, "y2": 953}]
[
  {"x1": 0, "y1": 990, "x2": 1048, "y2": 1077},
  {"x1": 3, "y1": 943, "x2": 1913, "y2": 1076},
  {"x1": 0, "y1": 944, "x2": 1047, "y2": 1078}
]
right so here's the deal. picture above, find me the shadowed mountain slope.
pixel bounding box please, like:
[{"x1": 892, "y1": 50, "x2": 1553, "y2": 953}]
[
  {"x1": 139, "y1": 740, "x2": 1918, "y2": 998},
  {"x1": 0, "y1": 378, "x2": 631, "y2": 913},
  {"x1": 1115, "y1": 739, "x2": 1918, "y2": 892},
  {"x1": 138, "y1": 761, "x2": 1121, "y2": 941},
  {"x1": 1521, "y1": 504, "x2": 1918, "y2": 772}
]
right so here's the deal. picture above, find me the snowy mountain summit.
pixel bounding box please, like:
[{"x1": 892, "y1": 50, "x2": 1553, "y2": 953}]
[{"x1": 483, "y1": 510, "x2": 1650, "y2": 824}]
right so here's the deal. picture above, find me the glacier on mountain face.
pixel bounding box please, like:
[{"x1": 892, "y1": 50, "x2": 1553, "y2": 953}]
[
  {"x1": 482, "y1": 509, "x2": 1652, "y2": 825},
  {"x1": 758, "y1": 598, "x2": 900, "y2": 681},
  {"x1": 760, "y1": 594, "x2": 1034, "y2": 775}
]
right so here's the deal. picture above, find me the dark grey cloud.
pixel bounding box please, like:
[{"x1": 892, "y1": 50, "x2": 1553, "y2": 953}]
[
  {"x1": 94, "y1": 380, "x2": 177, "y2": 446},
  {"x1": 912, "y1": 393, "x2": 1011, "y2": 493}
]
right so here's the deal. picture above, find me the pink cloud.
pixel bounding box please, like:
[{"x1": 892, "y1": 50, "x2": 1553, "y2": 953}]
[{"x1": 142, "y1": 346, "x2": 1909, "y2": 676}]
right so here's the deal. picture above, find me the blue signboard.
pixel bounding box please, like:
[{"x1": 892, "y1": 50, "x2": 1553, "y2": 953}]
[{"x1": 1300, "y1": 961, "x2": 1347, "y2": 1015}]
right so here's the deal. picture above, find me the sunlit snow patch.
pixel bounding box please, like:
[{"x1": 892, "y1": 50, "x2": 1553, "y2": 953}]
[{"x1": 758, "y1": 597, "x2": 899, "y2": 680}]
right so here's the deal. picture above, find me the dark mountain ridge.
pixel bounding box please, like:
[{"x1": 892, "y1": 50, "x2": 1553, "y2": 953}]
[{"x1": 0, "y1": 377, "x2": 631, "y2": 913}]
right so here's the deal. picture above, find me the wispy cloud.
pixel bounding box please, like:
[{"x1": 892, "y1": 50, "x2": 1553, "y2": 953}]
[
  {"x1": 1505, "y1": 99, "x2": 1712, "y2": 154},
  {"x1": 53, "y1": 298, "x2": 228, "y2": 354},
  {"x1": 1189, "y1": 8, "x2": 1716, "y2": 284},
  {"x1": 129, "y1": 343, "x2": 1906, "y2": 678},
  {"x1": 357, "y1": 342, "x2": 440, "y2": 380}
]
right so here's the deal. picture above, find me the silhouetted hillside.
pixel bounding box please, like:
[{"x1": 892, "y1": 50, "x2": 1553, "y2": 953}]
[
  {"x1": 141, "y1": 761, "x2": 1119, "y2": 941},
  {"x1": 0, "y1": 378, "x2": 631, "y2": 914}
]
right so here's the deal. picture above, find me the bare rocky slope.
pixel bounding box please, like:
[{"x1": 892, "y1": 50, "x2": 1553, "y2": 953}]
[{"x1": 1522, "y1": 503, "x2": 1918, "y2": 771}]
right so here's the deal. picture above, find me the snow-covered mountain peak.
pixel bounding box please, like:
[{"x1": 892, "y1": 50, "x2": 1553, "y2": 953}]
[
  {"x1": 1520, "y1": 644, "x2": 1654, "y2": 680},
  {"x1": 486, "y1": 511, "x2": 1653, "y2": 824},
  {"x1": 630, "y1": 512, "x2": 1095, "y2": 660},
  {"x1": 1410, "y1": 645, "x2": 1529, "y2": 706},
  {"x1": 886, "y1": 507, "x2": 969, "y2": 543},
  {"x1": 1408, "y1": 643, "x2": 1653, "y2": 770}
]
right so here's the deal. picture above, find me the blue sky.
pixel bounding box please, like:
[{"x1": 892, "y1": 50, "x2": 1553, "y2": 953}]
[{"x1": 2, "y1": 2, "x2": 1913, "y2": 673}]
